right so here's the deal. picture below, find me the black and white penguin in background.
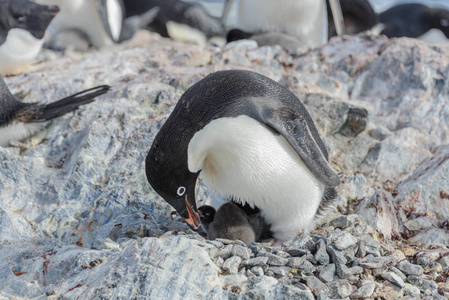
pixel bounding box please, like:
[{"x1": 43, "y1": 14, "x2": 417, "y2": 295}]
[
  {"x1": 228, "y1": 0, "x2": 330, "y2": 48},
  {"x1": 0, "y1": 0, "x2": 59, "y2": 76},
  {"x1": 122, "y1": 0, "x2": 225, "y2": 46},
  {"x1": 0, "y1": 75, "x2": 110, "y2": 147},
  {"x1": 379, "y1": 3, "x2": 449, "y2": 44},
  {"x1": 146, "y1": 70, "x2": 340, "y2": 244},
  {"x1": 224, "y1": 0, "x2": 347, "y2": 48},
  {"x1": 36, "y1": 0, "x2": 159, "y2": 51}
]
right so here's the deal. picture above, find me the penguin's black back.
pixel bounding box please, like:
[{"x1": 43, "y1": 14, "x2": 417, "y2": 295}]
[
  {"x1": 146, "y1": 70, "x2": 330, "y2": 192},
  {"x1": 162, "y1": 70, "x2": 327, "y2": 154},
  {"x1": 380, "y1": 4, "x2": 430, "y2": 38}
]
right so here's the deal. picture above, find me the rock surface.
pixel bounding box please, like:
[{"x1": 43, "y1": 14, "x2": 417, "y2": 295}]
[{"x1": 1, "y1": 31, "x2": 448, "y2": 298}]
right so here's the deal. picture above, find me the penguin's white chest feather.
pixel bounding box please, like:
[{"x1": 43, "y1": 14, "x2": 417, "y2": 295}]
[
  {"x1": 0, "y1": 29, "x2": 44, "y2": 76},
  {"x1": 236, "y1": 0, "x2": 328, "y2": 48},
  {"x1": 0, "y1": 122, "x2": 42, "y2": 147},
  {"x1": 40, "y1": 0, "x2": 121, "y2": 48},
  {"x1": 188, "y1": 115, "x2": 325, "y2": 241}
]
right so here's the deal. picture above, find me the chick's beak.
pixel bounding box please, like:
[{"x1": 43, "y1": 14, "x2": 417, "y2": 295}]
[{"x1": 181, "y1": 196, "x2": 201, "y2": 230}]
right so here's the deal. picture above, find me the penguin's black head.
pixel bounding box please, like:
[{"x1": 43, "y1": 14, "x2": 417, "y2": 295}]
[
  {"x1": 198, "y1": 205, "x2": 215, "y2": 224},
  {"x1": 145, "y1": 138, "x2": 201, "y2": 230},
  {"x1": 427, "y1": 8, "x2": 449, "y2": 38},
  {"x1": 226, "y1": 29, "x2": 253, "y2": 43},
  {"x1": 0, "y1": 0, "x2": 59, "y2": 42}
]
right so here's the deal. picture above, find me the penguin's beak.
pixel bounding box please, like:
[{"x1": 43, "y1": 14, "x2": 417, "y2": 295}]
[
  {"x1": 47, "y1": 6, "x2": 61, "y2": 16},
  {"x1": 181, "y1": 196, "x2": 201, "y2": 230}
]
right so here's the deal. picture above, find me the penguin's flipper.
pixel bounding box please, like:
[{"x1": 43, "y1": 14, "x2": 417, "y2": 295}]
[
  {"x1": 120, "y1": 7, "x2": 160, "y2": 42},
  {"x1": 25, "y1": 85, "x2": 110, "y2": 122},
  {"x1": 96, "y1": 0, "x2": 124, "y2": 42},
  {"x1": 266, "y1": 107, "x2": 340, "y2": 187}
]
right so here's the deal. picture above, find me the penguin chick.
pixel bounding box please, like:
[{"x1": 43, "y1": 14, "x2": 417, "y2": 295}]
[
  {"x1": 0, "y1": 0, "x2": 59, "y2": 76},
  {"x1": 199, "y1": 202, "x2": 270, "y2": 245},
  {"x1": 198, "y1": 204, "x2": 216, "y2": 233},
  {"x1": 0, "y1": 75, "x2": 110, "y2": 147}
]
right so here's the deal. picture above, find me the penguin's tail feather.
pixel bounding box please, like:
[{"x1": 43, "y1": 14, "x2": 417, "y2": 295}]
[{"x1": 29, "y1": 85, "x2": 111, "y2": 122}]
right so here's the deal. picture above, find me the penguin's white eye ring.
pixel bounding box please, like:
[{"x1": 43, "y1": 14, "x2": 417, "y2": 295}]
[{"x1": 177, "y1": 186, "x2": 186, "y2": 197}]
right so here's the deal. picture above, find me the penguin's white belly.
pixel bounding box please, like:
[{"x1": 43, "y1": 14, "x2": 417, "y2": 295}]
[
  {"x1": 0, "y1": 29, "x2": 44, "y2": 76},
  {"x1": 0, "y1": 122, "x2": 42, "y2": 147},
  {"x1": 44, "y1": 0, "x2": 116, "y2": 48},
  {"x1": 188, "y1": 115, "x2": 325, "y2": 241},
  {"x1": 236, "y1": 0, "x2": 327, "y2": 48}
]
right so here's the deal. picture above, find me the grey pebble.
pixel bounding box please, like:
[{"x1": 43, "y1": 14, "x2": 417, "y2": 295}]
[
  {"x1": 258, "y1": 252, "x2": 289, "y2": 266},
  {"x1": 438, "y1": 256, "x2": 449, "y2": 273},
  {"x1": 290, "y1": 235, "x2": 316, "y2": 252},
  {"x1": 327, "y1": 279, "x2": 355, "y2": 299},
  {"x1": 231, "y1": 244, "x2": 251, "y2": 260},
  {"x1": 329, "y1": 216, "x2": 354, "y2": 229},
  {"x1": 306, "y1": 276, "x2": 329, "y2": 296},
  {"x1": 223, "y1": 256, "x2": 242, "y2": 275},
  {"x1": 336, "y1": 263, "x2": 352, "y2": 279},
  {"x1": 327, "y1": 245, "x2": 347, "y2": 265},
  {"x1": 359, "y1": 257, "x2": 387, "y2": 269},
  {"x1": 241, "y1": 256, "x2": 269, "y2": 268},
  {"x1": 334, "y1": 232, "x2": 358, "y2": 250},
  {"x1": 250, "y1": 266, "x2": 264, "y2": 276},
  {"x1": 350, "y1": 280, "x2": 376, "y2": 299},
  {"x1": 382, "y1": 271, "x2": 405, "y2": 288},
  {"x1": 314, "y1": 239, "x2": 330, "y2": 265},
  {"x1": 397, "y1": 260, "x2": 424, "y2": 276},
  {"x1": 389, "y1": 266, "x2": 407, "y2": 282},
  {"x1": 403, "y1": 283, "x2": 421, "y2": 297},
  {"x1": 356, "y1": 240, "x2": 366, "y2": 258},
  {"x1": 269, "y1": 266, "x2": 291, "y2": 277},
  {"x1": 406, "y1": 275, "x2": 438, "y2": 292},
  {"x1": 319, "y1": 264, "x2": 336, "y2": 283}
]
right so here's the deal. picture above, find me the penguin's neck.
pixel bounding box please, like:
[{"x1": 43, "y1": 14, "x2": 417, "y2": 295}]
[
  {"x1": 187, "y1": 115, "x2": 325, "y2": 241},
  {"x1": 0, "y1": 29, "x2": 44, "y2": 75}
]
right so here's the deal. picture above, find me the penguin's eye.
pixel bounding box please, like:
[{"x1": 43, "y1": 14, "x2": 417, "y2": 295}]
[
  {"x1": 441, "y1": 19, "x2": 449, "y2": 27},
  {"x1": 15, "y1": 15, "x2": 26, "y2": 23},
  {"x1": 177, "y1": 186, "x2": 186, "y2": 197}
]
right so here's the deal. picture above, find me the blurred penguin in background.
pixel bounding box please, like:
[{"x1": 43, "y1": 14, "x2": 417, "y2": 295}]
[
  {"x1": 231, "y1": 0, "x2": 329, "y2": 48},
  {"x1": 122, "y1": 0, "x2": 226, "y2": 46},
  {"x1": 224, "y1": 0, "x2": 348, "y2": 49},
  {"x1": 35, "y1": 0, "x2": 159, "y2": 51},
  {"x1": 379, "y1": 3, "x2": 449, "y2": 44},
  {"x1": 327, "y1": 0, "x2": 378, "y2": 38},
  {"x1": 0, "y1": 0, "x2": 59, "y2": 76}
]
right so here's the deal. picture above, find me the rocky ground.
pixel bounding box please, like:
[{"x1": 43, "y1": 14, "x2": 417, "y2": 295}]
[{"x1": 0, "y1": 31, "x2": 448, "y2": 299}]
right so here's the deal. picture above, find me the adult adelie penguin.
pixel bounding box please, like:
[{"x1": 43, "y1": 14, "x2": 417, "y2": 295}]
[
  {"x1": 37, "y1": 0, "x2": 157, "y2": 50},
  {"x1": 145, "y1": 70, "x2": 340, "y2": 243},
  {"x1": 0, "y1": 75, "x2": 110, "y2": 147},
  {"x1": 379, "y1": 4, "x2": 449, "y2": 42},
  {"x1": 0, "y1": 0, "x2": 59, "y2": 76},
  {"x1": 233, "y1": 0, "x2": 329, "y2": 48}
]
